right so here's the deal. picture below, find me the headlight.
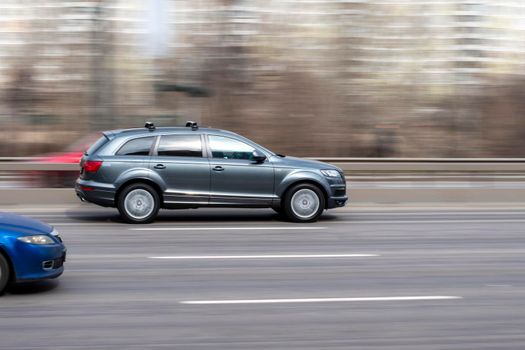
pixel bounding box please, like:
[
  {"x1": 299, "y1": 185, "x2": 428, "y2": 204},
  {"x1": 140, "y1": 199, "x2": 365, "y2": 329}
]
[
  {"x1": 321, "y1": 169, "x2": 341, "y2": 178},
  {"x1": 17, "y1": 235, "x2": 55, "y2": 245}
]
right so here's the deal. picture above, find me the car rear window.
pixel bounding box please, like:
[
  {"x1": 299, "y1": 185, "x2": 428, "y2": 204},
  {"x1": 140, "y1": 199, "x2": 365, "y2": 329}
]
[
  {"x1": 85, "y1": 135, "x2": 109, "y2": 156},
  {"x1": 116, "y1": 137, "x2": 155, "y2": 156},
  {"x1": 157, "y1": 135, "x2": 202, "y2": 157}
]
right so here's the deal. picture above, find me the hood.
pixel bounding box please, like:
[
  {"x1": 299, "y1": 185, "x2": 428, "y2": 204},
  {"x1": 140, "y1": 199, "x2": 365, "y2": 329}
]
[
  {"x1": 272, "y1": 155, "x2": 340, "y2": 171},
  {"x1": 0, "y1": 212, "x2": 53, "y2": 236}
]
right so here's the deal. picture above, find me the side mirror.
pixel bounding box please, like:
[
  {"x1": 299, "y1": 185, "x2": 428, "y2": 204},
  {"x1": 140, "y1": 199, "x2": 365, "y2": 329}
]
[{"x1": 252, "y1": 150, "x2": 267, "y2": 164}]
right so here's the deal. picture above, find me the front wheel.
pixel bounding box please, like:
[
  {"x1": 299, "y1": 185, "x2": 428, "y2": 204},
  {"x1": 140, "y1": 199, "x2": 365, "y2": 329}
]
[
  {"x1": 282, "y1": 183, "x2": 325, "y2": 222},
  {"x1": 0, "y1": 254, "x2": 10, "y2": 295},
  {"x1": 118, "y1": 183, "x2": 160, "y2": 224}
]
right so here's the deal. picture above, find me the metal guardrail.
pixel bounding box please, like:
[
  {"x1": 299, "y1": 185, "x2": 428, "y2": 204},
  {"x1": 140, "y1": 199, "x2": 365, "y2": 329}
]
[
  {"x1": 2, "y1": 158, "x2": 525, "y2": 204},
  {"x1": 1, "y1": 158, "x2": 525, "y2": 173}
]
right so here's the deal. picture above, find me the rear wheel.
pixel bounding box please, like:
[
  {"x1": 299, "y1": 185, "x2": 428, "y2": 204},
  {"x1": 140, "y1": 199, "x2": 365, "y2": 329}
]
[
  {"x1": 0, "y1": 254, "x2": 10, "y2": 295},
  {"x1": 118, "y1": 183, "x2": 160, "y2": 224},
  {"x1": 283, "y1": 183, "x2": 325, "y2": 222}
]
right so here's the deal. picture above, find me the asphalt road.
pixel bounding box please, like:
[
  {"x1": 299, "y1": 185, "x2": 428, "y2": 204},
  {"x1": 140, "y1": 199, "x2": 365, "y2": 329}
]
[{"x1": 1, "y1": 205, "x2": 525, "y2": 349}]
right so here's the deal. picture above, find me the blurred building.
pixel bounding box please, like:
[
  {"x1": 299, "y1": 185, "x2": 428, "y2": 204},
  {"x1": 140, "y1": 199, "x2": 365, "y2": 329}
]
[{"x1": 1, "y1": 0, "x2": 525, "y2": 157}]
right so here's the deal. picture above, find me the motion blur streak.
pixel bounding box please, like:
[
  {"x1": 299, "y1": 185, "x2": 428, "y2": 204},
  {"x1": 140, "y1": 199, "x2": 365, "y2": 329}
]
[
  {"x1": 2, "y1": 0, "x2": 525, "y2": 349},
  {"x1": 3, "y1": 1, "x2": 525, "y2": 158},
  {"x1": 1, "y1": 206, "x2": 525, "y2": 349}
]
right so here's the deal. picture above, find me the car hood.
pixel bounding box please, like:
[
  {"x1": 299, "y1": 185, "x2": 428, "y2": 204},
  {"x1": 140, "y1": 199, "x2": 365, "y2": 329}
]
[
  {"x1": 0, "y1": 212, "x2": 52, "y2": 236},
  {"x1": 272, "y1": 155, "x2": 340, "y2": 171}
]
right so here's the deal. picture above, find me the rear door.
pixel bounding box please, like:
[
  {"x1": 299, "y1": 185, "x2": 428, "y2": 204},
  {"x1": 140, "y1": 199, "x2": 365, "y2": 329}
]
[
  {"x1": 150, "y1": 134, "x2": 210, "y2": 205},
  {"x1": 207, "y1": 134, "x2": 275, "y2": 206}
]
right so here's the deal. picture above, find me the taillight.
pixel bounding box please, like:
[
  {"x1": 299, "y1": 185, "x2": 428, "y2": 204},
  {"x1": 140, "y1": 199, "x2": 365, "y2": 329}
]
[{"x1": 83, "y1": 160, "x2": 103, "y2": 173}]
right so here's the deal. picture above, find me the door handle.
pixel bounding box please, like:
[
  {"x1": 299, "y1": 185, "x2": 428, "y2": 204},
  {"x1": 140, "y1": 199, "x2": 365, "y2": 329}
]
[
  {"x1": 213, "y1": 166, "x2": 225, "y2": 172},
  {"x1": 154, "y1": 164, "x2": 166, "y2": 170}
]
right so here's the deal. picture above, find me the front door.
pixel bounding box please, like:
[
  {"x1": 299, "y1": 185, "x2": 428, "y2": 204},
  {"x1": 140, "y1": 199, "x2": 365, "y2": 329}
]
[
  {"x1": 207, "y1": 134, "x2": 275, "y2": 206},
  {"x1": 150, "y1": 134, "x2": 210, "y2": 205}
]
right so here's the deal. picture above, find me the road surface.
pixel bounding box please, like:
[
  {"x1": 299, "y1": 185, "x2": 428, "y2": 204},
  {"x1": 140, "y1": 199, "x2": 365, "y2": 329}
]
[{"x1": 1, "y1": 205, "x2": 525, "y2": 349}]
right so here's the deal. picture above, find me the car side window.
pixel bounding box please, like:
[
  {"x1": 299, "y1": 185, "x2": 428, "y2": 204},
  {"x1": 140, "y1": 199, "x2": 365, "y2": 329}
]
[
  {"x1": 208, "y1": 135, "x2": 255, "y2": 160},
  {"x1": 157, "y1": 135, "x2": 202, "y2": 157},
  {"x1": 116, "y1": 137, "x2": 154, "y2": 156}
]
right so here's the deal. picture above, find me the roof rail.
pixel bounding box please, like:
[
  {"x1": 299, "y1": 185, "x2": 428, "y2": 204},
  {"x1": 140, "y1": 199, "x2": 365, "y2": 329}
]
[
  {"x1": 144, "y1": 122, "x2": 155, "y2": 131},
  {"x1": 185, "y1": 121, "x2": 199, "y2": 131}
]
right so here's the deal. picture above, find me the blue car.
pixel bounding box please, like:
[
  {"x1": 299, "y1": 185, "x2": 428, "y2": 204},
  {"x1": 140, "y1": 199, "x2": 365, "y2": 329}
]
[{"x1": 0, "y1": 212, "x2": 66, "y2": 294}]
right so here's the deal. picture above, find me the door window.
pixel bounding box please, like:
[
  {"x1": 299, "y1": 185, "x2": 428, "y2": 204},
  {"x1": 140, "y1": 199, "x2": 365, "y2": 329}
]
[
  {"x1": 116, "y1": 137, "x2": 155, "y2": 156},
  {"x1": 208, "y1": 135, "x2": 256, "y2": 160},
  {"x1": 157, "y1": 135, "x2": 202, "y2": 157}
]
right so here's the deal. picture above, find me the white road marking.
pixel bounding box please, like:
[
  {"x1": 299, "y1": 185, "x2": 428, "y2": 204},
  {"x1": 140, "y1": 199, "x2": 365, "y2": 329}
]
[
  {"x1": 130, "y1": 226, "x2": 326, "y2": 231},
  {"x1": 334, "y1": 219, "x2": 525, "y2": 225},
  {"x1": 149, "y1": 254, "x2": 378, "y2": 260},
  {"x1": 180, "y1": 295, "x2": 463, "y2": 305},
  {"x1": 45, "y1": 219, "x2": 525, "y2": 227},
  {"x1": 24, "y1": 214, "x2": 67, "y2": 218},
  {"x1": 486, "y1": 284, "x2": 513, "y2": 288},
  {"x1": 344, "y1": 211, "x2": 525, "y2": 216},
  {"x1": 46, "y1": 219, "x2": 525, "y2": 227},
  {"x1": 49, "y1": 223, "x2": 115, "y2": 226}
]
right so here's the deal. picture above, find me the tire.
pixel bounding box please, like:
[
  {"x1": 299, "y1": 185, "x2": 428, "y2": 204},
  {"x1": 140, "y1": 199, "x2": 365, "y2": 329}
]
[
  {"x1": 118, "y1": 183, "x2": 160, "y2": 224},
  {"x1": 0, "y1": 254, "x2": 10, "y2": 295},
  {"x1": 282, "y1": 183, "x2": 325, "y2": 223}
]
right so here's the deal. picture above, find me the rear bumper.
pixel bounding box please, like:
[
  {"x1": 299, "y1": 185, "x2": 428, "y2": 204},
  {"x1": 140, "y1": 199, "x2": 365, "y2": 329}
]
[{"x1": 75, "y1": 179, "x2": 115, "y2": 207}]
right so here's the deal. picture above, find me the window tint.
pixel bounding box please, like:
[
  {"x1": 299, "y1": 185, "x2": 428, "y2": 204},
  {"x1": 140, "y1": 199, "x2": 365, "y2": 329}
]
[
  {"x1": 157, "y1": 135, "x2": 202, "y2": 157},
  {"x1": 116, "y1": 137, "x2": 154, "y2": 156},
  {"x1": 208, "y1": 135, "x2": 255, "y2": 160}
]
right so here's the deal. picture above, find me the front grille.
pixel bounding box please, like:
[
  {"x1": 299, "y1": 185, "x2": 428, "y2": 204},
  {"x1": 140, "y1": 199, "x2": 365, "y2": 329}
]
[{"x1": 53, "y1": 256, "x2": 64, "y2": 269}]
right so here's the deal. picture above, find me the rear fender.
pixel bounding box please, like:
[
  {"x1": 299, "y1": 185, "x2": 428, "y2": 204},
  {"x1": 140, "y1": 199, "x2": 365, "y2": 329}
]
[{"x1": 115, "y1": 168, "x2": 167, "y2": 192}]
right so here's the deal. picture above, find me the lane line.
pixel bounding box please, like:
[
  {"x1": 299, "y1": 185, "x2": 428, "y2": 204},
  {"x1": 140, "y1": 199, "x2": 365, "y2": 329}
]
[
  {"x1": 130, "y1": 226, "x2": 326, "y2": 231},
  {"x1": 340, "y1": 211, "x2": 525, "y2": 216},
  {"x1": 48, "y1": 219, "x2": 525, "y2": 227},
  {"x1": 333, "y1": 219, "x2": 525, "y2": 225},
  {"x1": 180, "y1": 295, "x2": 463, "y2": 305},
  {"x1": 149, "y1": 254, "x2": 379, "y2": 260},
  {"x1": 49, "y1": 223, "x2": 117, "y2": 226}
]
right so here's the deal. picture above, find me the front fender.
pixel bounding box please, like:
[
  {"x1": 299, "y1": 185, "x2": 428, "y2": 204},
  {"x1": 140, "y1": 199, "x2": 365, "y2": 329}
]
[{"x1": 276, "y1": 170, "x2": 330, "y2": 198}]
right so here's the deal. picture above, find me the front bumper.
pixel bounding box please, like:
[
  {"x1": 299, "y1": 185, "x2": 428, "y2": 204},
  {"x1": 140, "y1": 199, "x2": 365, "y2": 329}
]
[
  {"x1": 326, "y1": 183, "x2": 348, "y2": 209},
  {"x1": 327, "y1": 195, "x2": 348, "y2": 209},
  {"x1": 12, "y1": 242, "x2": 67, "y2": 282}
]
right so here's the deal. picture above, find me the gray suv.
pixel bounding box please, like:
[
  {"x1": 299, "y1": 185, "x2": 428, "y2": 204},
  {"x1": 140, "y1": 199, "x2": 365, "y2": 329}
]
[{"x1": 75, "y1": 122, "x2": 347, "y2": 223}]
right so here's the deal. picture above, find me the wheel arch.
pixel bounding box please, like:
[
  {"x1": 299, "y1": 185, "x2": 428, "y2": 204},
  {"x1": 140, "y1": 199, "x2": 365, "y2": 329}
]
[
  {"x1": 115, "y1": 178, "x2": 164, "y2": 206},
  {"x1": 279, "y1": 179, "x2": 329, "y2": 209},
  {"x1": 0, "y1": 246, "x2": 16, "y2": 282}
]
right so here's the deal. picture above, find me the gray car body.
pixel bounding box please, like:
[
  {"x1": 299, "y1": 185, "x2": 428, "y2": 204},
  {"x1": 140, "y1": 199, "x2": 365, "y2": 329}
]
[{"x1": 75, "y1": 127, "x2": 348, "y2": 211}]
